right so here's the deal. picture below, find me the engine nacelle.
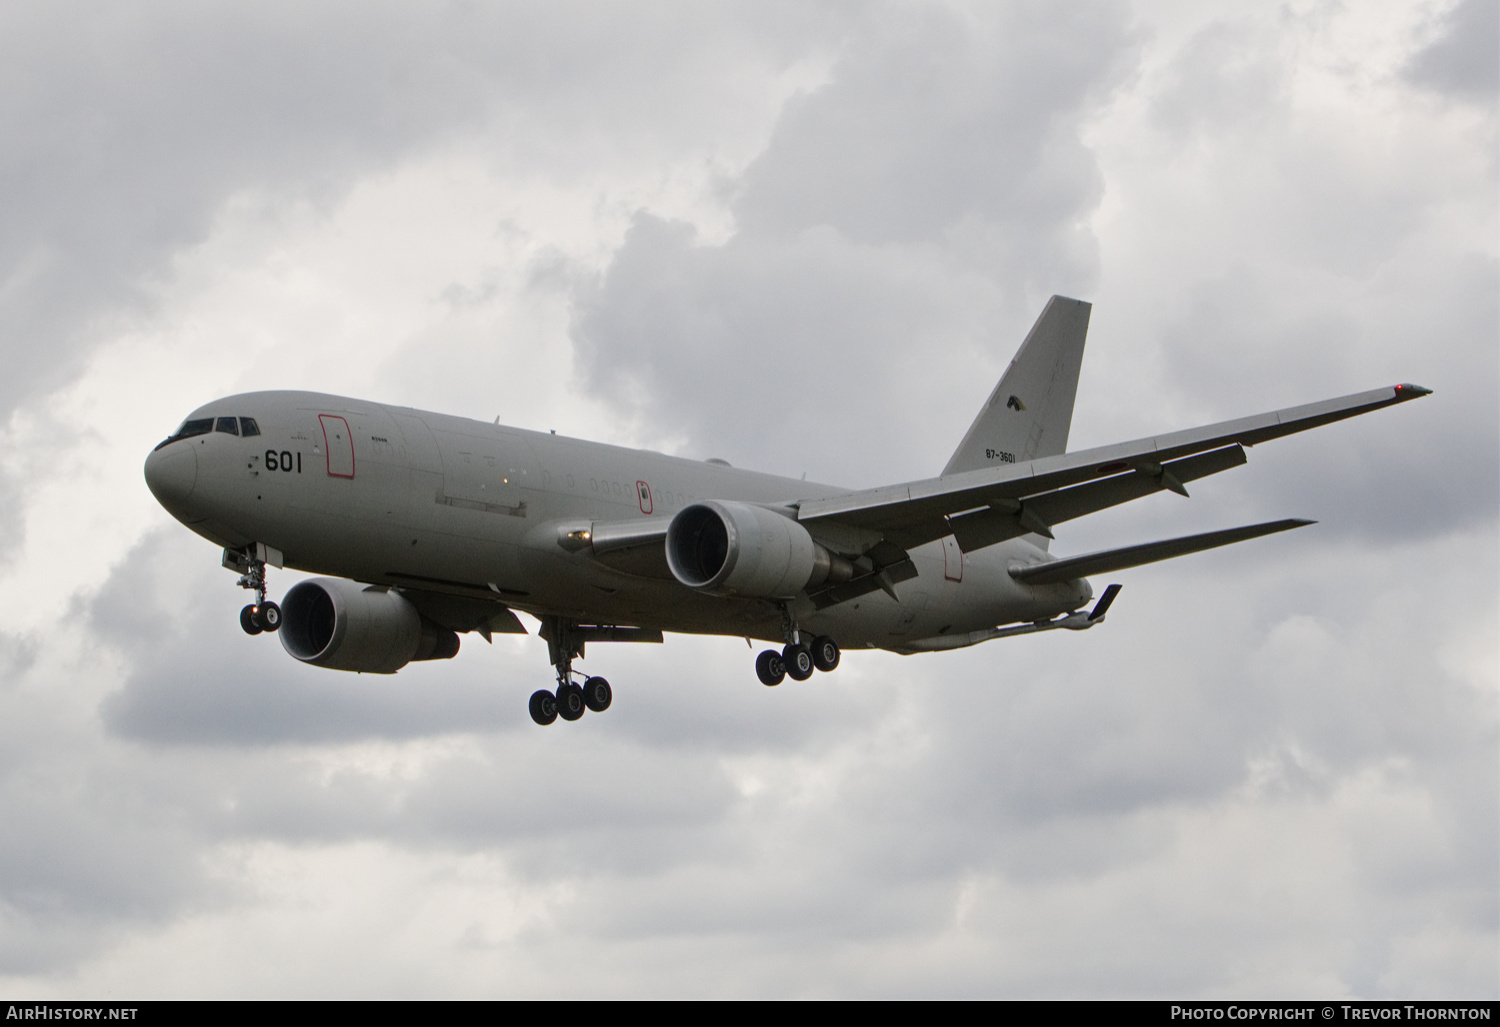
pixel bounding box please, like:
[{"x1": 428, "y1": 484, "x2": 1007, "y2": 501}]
[
  {"x1": 665, "y1": 501, "x2": 852, "y2": 598},
  {"x1": 279, "y1": 577, "x2": 460, "y2": 674}
]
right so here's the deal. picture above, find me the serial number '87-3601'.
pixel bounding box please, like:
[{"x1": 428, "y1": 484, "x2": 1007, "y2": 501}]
[
  {"x1": 265, "y1": 450, "x2": 301, "y2": 472},
  {"x1": 985, "y1": 449, "x2": 1016, "y2": 463}
]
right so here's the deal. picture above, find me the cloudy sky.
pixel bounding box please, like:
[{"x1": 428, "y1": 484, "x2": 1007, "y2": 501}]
[{"x1": 0, "y1": 0, "x2": 1494, "y2": 999}]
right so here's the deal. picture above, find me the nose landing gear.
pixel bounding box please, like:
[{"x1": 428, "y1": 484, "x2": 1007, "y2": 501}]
[{"x1": 229, "y1": 546, "x2": 281, "y2": 635}]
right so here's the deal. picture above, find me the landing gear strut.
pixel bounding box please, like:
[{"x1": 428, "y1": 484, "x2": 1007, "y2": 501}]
[
  {"x1": 531, "y1": 617, "x2": 613, "y2": 726},
  {"x1": 754, "y1": 605, "x2": 840, "y2": 686},
  {"x1": 231, "y1": 547, "x2": 281, "y2": 634}
]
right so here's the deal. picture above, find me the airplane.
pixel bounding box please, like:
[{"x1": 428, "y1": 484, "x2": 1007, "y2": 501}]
[{"x1": 142, "y1": 296, "x2": 1430, "y2": 726}]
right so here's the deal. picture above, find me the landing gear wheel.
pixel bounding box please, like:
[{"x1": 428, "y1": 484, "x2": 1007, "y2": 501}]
[
  {"x1": 557, "y1": 682, "x2": 587, "y2": 721},
  {"x1": 583, "y1": 676, "x2": 612, "y2": 712},
  {"x1": 755, "y1": 649, "x2": 786, "y2": 686},
  {"x1": 257, "y1": 601, "x2": 282, "y2": 632},
  {"x1": 811, "y1": 635, "x2": 840, "y2": 672},
  {"x1": 529, "y1": 689, "x2": 559, "y2": 726},
  {"x1": 783, "y1": 643, "x2": 814, "y2": 681},
  {"x1": 240, "y1": 605, "x2": 264, "y2": 636}
]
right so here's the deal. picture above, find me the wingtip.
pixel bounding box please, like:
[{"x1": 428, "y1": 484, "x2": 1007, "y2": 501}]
[{"x1": 1394, "y1": 383, "x2": 1433, "y2": 399}]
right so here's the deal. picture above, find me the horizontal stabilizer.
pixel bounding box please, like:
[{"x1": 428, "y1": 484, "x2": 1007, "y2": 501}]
[{"x1": 1010, "y1": 518, "x2": 1314, "y2": 586}]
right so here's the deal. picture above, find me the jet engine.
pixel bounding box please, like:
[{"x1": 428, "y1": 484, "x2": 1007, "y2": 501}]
[
  {"x1": 665, "y1": 501, "x2": 853, "y2": 598},
  {"x1": 279, "y1": 577, "x2": 460, "y2": 674}
]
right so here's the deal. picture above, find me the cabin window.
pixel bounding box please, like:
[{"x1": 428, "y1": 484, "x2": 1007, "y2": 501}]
[
  {"x1": 215, "y1": 417, "x2": 239, "y2": 436},
  {"x1": 240, "y1": 417, "x2": 261, "y2": 437}
]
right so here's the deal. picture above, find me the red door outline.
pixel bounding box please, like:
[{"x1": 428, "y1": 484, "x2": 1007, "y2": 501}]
[
  {"x1": 319, "y1": 414, "x2": 355, "y2": 478},
  {"x1": 636, "y1": 480, "x2": 653, "y2": 514}
]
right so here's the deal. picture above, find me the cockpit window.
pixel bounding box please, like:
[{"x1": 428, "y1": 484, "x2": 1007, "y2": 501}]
[
  {"x1": 153, "y1": 417, "x2": 214, "y2": 451},
  {"x1": 178, "y1": 418, "x2": 214, "y2": 437},
  {"x1": 239, "y1": 417, "x2": 260, "y2": 437},
  {"x1": 215, "y1": 416, "x2": 240, "y2": 436}
]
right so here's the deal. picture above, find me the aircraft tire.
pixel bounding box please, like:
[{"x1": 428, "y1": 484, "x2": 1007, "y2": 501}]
[
  {"x1": 257, "y1": 601, "x2": 282, "y2": 632},
  {"x1": 583, "y1": 676, "x2": 612, "y2": 712},
  {"x1": 811, "y1": 635, "x2": 840, "y2": 672},
  {"x1": 529, "y1": 689, "x2": 559, "y2": 726},
  {"x1": 240, "y1": 605, "x2": 264, "y2": 636},
  {"x1": 755, "y1": 650, "x2": 785, "y2": 686},
  {"x1": 557, "y1": 683, "x2": 587, "y2": 721},
  {"x1": 783, "y1": 644, "x2": 814, "y2": 681}
]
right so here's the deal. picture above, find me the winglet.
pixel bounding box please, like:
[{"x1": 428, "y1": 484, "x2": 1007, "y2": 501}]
[{"x1": 1088, "y1": 583, "x2": 1122, "y2": 622}]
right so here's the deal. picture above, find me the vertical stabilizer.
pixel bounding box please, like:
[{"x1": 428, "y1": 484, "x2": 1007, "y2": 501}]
[{"x1": 941, "y1": 296, "x2": 1091, "y2": 477}]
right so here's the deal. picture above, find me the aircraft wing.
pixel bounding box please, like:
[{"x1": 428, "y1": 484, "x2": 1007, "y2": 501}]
[{"x1": 797, "y1": 384, "x2": 1430, "y2": 552}]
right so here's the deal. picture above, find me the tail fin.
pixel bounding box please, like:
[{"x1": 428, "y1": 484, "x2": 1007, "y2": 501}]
[{"x1": 941, "y1": 296, "x2": 1091, "y2": 477}]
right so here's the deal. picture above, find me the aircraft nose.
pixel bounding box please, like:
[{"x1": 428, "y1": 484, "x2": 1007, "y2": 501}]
[{"x1": 144, "y1": 442, "x2": 198, "y2": 516}]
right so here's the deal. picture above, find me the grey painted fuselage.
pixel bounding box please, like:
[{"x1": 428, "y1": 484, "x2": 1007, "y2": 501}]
[{"x1": 145, "y1": 390, "x2": 1085, "y2": 650}]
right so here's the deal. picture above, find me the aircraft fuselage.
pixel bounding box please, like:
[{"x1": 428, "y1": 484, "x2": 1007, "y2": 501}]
[{"x1": 144, "y1": 390, "x2": 1087, "y2": 651}]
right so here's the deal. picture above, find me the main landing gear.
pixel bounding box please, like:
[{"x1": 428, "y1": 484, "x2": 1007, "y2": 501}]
[
  {"x1": 754, "y1": 606, "x2": 841, "y2": 686},
  {"x1": 530, "y1": 617, "x2": 613, "y2": 727},
  {"x1": 232, "y1": 549, "x2": 281, "y2": 635}
]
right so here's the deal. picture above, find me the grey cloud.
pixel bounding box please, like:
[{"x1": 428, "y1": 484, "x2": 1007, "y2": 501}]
[
  {"x1": 1406, "y1": 0, "x2": 1500, "y2": 103},
  {"x1": 0, "y1": 0, "x2": 842, "y2": 559},
  {"x1": 570, "y1": 4, "x2": 1135, "y2": 485},
  {"x1": 90, "y1": 530, "x2": 520, "y2": 744},
  {"x1": 1148, "y1": 18, "x2": 1284, "y2": 139},
  {"x1": 571, "y1": 213, "x2": 1010, "y2": 485},
  {"x1": 0, "y1": 733, "x2": 220, "y2": 972},
  {"x1": 1146, "y1": 266, "x2": 1498, "y2": 541},
  {"x1": 1094, "y1": 10, "x2": 1498, "y2": 547},
  {"x1": 734, "y1": 3, "x2": 1133, "y2": 247}
]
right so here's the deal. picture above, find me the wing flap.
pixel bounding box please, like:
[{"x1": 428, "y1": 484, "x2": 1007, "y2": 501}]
[
  {"x1": 946, "y1": 445, "x2": 1247, "y2": 553},
  {"x1": 1009, "y1": 518, "x2": 1314, "y2": 586}
]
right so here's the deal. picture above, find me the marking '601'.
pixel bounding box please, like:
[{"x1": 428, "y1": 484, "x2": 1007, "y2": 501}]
[{"x1": 265, "y1": 450, "x2": 301, "y2": 473}]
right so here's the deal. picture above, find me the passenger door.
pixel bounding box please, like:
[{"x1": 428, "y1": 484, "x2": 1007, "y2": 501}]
[{"x1": 318, "y1": 414, "x2": 356, "y2": 478}]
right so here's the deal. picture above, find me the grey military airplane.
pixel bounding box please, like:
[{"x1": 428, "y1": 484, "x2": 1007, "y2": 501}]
[{"x1": 143, "y1": 297, "x2": 1429, "y2": 725}]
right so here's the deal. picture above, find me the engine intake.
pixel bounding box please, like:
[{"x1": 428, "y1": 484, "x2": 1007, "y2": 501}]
[
  {"x1": 279, "y1": 577, "x2": 460, "y2": 674},
  {"x1": 665, "y1": 501, "x2": 852, "y2": 598}
]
